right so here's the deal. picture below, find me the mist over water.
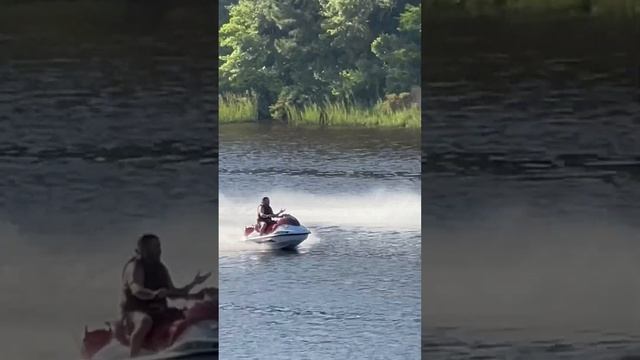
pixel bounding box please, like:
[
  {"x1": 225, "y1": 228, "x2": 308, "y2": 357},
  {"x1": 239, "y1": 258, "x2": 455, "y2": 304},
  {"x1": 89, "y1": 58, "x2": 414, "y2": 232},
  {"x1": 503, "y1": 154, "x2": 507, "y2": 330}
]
[
  {"x1": 423, "y1": 209, "x2": 640, "y2": 359},
  {"x1": 219, "y1": 189, "x2": 420, "y2": 251},
  {"x1": 425, "y1": 211, "x2": 640, "y2": 327}
]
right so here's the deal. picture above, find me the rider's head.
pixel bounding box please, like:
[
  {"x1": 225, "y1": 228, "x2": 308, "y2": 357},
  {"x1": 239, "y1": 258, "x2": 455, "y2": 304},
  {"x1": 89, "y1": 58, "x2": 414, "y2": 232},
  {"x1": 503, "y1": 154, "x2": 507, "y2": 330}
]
[
  {"x1": 136, "y1": 233, "x2": 161, "y2": 262},
  {"x1": 262, "y1": 197, "x2": 270, "y2": 206}
]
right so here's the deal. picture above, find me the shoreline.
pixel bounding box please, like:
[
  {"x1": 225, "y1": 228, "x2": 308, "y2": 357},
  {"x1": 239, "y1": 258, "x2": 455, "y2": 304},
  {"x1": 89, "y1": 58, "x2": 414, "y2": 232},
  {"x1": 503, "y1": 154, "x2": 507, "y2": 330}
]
[
  {"x1": 218, "y1": 107, "x2": 422, "y2": 130},
  {"x1": 219, "y1": 94, "x2": 421, "y2": 129}
]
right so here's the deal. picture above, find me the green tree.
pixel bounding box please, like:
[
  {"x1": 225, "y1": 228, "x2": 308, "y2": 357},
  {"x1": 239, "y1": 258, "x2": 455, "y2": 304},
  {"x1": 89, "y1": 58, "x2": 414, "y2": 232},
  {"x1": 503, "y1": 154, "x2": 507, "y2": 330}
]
[
  {"x1": 219, "y1": 0, "x2": 281, "y2": 115},
  {"x1": 371, "y1": 3, "x2": 421, "y2": 93},
  {"x1": 219, "y1": 0, "x2": 421, "y2": 118}
]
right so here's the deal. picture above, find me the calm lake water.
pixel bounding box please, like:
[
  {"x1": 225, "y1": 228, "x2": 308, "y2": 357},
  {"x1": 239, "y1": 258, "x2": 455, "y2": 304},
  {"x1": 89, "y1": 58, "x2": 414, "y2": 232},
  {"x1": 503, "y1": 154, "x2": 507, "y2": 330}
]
[
  {"x1": 423, "y1": 15, "x2": 640, "y2": 360},
  {"x1": 219, "y1": 125, "x2": 421, "y2": 359}
]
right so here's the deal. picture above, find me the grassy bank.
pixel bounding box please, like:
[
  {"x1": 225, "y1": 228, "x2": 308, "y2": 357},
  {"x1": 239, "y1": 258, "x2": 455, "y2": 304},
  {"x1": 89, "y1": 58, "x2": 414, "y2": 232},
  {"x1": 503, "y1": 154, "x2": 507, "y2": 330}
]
[
  {"x1": 286, "y1": 102, "x2": 420, "y2": 128},
  {"x1": 219, "y1": 94, "x2": 421, "y2": 128}
]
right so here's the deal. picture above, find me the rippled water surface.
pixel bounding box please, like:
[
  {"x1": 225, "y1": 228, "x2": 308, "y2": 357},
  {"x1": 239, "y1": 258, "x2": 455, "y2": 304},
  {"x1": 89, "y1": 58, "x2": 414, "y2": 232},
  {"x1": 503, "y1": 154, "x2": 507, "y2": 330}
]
[{"x1": 219, "y1": 125, "x2": 421, "y2": 359}]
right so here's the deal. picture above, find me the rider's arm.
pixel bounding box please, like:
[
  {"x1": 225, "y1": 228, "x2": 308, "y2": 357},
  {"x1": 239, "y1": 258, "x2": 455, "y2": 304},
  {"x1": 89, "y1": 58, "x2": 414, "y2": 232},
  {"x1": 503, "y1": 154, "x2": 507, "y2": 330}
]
[
  {"x1": 165, "y1": 270, "x2": 196, "y2": 299},
  {"x1": 127, "y1": 262, "x2": 161, "y2": 300}
]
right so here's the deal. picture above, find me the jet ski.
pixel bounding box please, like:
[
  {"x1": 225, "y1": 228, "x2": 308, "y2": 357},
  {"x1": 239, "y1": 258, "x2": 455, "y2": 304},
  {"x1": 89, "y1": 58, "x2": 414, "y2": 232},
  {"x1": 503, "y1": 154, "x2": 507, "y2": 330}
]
[
  {"x1": 81, "y1": 288, "x2": 218, "y2": 360},
  {"x1": 244, "y1": 214, "x2": 310, "y2": 250}
]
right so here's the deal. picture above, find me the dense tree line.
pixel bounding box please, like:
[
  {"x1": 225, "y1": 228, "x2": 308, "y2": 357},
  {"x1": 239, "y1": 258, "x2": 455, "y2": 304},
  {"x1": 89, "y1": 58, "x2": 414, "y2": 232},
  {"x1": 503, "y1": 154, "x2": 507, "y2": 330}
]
[{"x1": 219, "y1": 0, "x2": 421, "y2": 117}]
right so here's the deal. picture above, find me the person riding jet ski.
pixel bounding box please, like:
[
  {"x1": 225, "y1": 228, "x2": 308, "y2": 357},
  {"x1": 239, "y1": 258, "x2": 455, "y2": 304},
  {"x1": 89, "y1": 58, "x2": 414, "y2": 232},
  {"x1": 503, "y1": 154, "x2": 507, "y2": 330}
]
[
  {"x1": 120, "y1": 234, "x2": 211, "y2": 358},
  {"x1": 257, "y1": 197, "x2": 285, "y2": 235}
]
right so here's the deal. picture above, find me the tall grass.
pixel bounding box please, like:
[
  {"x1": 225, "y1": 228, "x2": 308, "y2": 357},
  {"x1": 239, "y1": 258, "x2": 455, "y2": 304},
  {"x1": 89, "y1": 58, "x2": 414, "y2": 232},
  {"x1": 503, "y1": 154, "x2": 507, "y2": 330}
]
[
  {"x1": 219, "y1": 93, "x2": 420, "y2": 128},
  {"x1": 219, "y1": 93, "x2": 259, "y2": 124},
  {"x1": 286, "y1": 100, "x2": 421, "y2": 128}
]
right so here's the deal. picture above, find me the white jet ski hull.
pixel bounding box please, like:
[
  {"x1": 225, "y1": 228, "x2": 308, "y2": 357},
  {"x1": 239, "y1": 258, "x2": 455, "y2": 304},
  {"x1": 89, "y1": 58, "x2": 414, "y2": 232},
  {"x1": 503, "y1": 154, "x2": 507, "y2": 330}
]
[{"x1": 245, "y1": 225, "x2": 310, "y2": 249}]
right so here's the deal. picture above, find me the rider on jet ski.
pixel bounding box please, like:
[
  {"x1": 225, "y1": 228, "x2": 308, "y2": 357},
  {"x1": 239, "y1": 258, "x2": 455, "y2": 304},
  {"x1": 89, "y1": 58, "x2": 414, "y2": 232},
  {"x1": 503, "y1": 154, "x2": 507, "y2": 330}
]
[
  {"x1": 257, "y1": 197, "x2": 285, "y2": 235},
  {"x1": 120, "y1": 234, "x2": 211, "y2": 358}
]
